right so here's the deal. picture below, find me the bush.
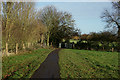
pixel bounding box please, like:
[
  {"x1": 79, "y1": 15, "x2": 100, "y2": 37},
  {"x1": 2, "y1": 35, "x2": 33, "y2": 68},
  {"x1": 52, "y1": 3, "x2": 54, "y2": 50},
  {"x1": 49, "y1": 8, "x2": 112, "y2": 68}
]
[{"x1": 75, "y1": 40, "x2": 119, "y2": 52}]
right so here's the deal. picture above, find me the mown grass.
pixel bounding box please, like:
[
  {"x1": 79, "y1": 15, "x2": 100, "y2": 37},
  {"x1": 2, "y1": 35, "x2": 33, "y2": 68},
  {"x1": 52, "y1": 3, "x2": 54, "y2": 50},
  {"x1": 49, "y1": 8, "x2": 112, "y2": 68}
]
[
  {"x1": 59, "y1": 49, "x2": 119, "y2": 78},
  {"x1": 2, "y1": 48, "x2": 53, "y2": 79}
]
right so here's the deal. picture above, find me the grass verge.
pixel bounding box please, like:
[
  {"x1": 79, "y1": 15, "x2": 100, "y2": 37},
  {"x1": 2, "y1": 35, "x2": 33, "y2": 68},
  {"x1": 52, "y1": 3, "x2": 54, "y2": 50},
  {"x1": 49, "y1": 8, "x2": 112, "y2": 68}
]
[
  {"x1": 2, "y1": 48, "x2": 53, "y2": 79},
  {"x1": 59, "y1": 49, "x2": 119, "y2": 78}
]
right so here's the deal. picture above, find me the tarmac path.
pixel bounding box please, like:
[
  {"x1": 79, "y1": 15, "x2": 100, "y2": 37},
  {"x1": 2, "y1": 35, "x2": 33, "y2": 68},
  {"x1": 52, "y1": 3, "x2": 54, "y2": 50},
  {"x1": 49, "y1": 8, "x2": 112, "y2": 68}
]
[{"x1": 31, "y1": 49, "x2": 61, "y2": 78}]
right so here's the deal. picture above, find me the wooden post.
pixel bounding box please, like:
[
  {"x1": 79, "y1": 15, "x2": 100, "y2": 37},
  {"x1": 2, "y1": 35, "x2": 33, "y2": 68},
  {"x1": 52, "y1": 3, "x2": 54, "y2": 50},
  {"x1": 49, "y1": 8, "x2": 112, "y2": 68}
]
[
  {"x1": 16, "y1": 43, "x2": 18, "y2": 54},
  {"x1": 103, "y1": 47, "x2": 104, "y2": 51},
  {"x1": 73, "y1": 44, "x2": 75, "y2": 49},
  {"x1": 6, "y1": 42, "x2": 8, "y2": 56},
  {"x1": 112, "y1": 47, "x2": 114, "y2": 52},
  {"x1": 28, "y1": 42, "x2": 30, "y2": 48},
  {"x1": 51, "y1": 42, "x2": 53, "y2": 47},
  {"x1": 87, "y1": 47, "x2": 88, "y2": 50},
  {"x1": 23, "y1": 43, "x2": 25, "y2": 50},
  {"x1": 59, "y1": 43, "x2": 61, "y2": 48}
]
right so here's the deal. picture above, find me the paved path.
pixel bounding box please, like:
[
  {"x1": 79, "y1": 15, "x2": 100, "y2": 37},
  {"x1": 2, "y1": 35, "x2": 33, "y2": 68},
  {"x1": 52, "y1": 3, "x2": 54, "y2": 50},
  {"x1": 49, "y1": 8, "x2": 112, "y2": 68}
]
[{"x1": 31, "y1": 49, "x2": 61, "y2": 78}]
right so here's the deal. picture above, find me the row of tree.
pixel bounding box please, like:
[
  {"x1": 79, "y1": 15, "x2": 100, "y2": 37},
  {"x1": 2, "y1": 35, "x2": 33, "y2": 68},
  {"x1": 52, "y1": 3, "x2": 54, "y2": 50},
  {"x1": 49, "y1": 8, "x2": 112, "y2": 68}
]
[
  {"x1": 77, "y1": 31, "x2": 119, "y2": 52},
  {"x1": 1, "y1": 2, "x2": 79, "y2": 55},
  {"x1": 80, "y1": 31, "x2": 117, "y2": 42},
  {"x1": 2, "y1": 2, "x2": 44, "y2": 55}
]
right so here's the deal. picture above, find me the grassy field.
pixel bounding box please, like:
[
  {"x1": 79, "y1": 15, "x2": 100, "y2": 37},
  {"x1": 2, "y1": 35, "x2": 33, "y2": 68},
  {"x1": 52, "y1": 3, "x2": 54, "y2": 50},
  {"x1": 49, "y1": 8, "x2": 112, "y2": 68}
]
[
  {"x1": 59, "y1": 49, "x2": 119, "y2": 78},
  {"x1": 2, "y1": 48, "x2": 53, "y2": 79}
]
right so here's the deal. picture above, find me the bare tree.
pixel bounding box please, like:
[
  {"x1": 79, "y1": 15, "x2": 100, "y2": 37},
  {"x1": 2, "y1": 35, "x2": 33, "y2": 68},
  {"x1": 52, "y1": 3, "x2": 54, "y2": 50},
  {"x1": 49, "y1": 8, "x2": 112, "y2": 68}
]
[{"x1": 101, "y1": 1, "x2": 120, "y2": 40}]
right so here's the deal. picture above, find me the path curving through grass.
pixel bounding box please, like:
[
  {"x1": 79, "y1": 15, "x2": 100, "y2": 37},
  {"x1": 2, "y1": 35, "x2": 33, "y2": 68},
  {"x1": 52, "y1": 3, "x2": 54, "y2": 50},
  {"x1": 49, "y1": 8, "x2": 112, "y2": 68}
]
[{"x1": 31, "y1": 49, "x2": 61, "y2": 78}]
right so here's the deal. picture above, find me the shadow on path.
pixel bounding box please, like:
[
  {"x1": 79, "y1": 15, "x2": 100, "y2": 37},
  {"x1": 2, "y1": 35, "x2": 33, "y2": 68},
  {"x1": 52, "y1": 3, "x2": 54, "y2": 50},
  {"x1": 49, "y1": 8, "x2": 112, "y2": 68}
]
[{"x1": 31, "y1": 49, "x2": 61, "y2": 78}]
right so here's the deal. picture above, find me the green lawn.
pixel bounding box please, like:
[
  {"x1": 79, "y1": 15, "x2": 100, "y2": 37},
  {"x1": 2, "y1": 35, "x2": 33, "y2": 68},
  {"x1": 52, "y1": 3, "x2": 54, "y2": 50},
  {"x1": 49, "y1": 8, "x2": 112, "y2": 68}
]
[
  {"x1": 2, "y1": 48, "x2": 53, "y2": 79},
  {"x1": 59, "y1": 49, "x2": 119, "y2": 78}
]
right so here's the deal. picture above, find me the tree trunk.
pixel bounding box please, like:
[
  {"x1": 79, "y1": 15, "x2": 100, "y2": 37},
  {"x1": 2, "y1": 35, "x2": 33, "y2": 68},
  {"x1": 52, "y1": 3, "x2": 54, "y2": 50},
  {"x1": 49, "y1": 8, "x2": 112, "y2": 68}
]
[
  {"x1": 31, "y1": 43, "x2": 33, "y2": 47},
  {"x1": 47, "y1": 34, "x2": 49, "y2": 46},
  {"x1": 6, "y1": 42, "x2": 8, "y2": 56},
  {"x1": 41, "y1": 34, "x2": 44, "y2": 44},
  {"x1": 16, "y1": 43, "x2": 18, "y2": 54},
  {"x1": 117, "y1": 27, "x2": 120, "y2": 52},
  {"x1": 118, "y1": 27, "x2": 120, "y2": 40}
]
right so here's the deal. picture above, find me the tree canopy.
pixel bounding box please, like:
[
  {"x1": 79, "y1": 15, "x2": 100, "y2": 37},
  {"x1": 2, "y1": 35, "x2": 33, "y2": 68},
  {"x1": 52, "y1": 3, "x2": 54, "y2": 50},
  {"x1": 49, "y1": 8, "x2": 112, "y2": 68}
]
[
  {"x1": 39, "y1": 5, "x2": 76, "y2": 46},
  {"x1": 2, "y1": 3, "x2": 79, "y2": 53}
]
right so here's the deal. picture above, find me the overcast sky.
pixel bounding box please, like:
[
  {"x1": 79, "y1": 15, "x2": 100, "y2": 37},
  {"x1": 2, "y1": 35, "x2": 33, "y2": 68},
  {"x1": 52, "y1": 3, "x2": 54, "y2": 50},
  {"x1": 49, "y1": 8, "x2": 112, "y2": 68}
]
[{"x1": 35, "y1": 2, "x2": 112, "y2": 34}]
